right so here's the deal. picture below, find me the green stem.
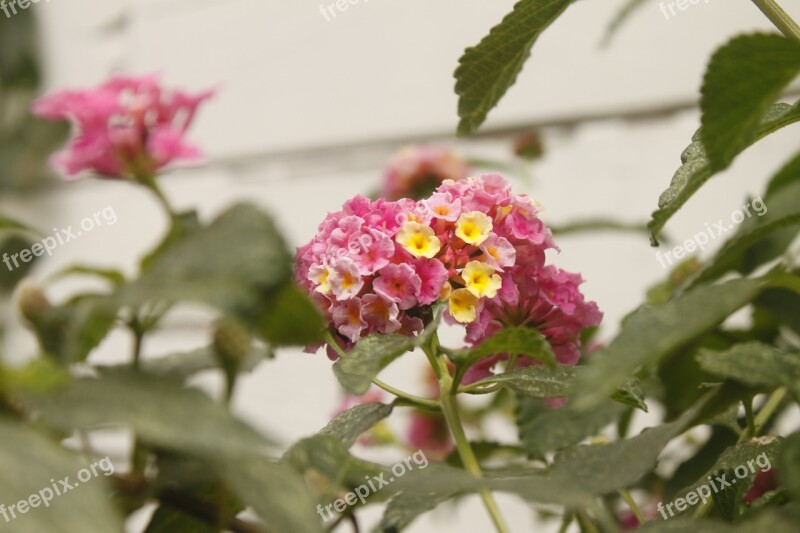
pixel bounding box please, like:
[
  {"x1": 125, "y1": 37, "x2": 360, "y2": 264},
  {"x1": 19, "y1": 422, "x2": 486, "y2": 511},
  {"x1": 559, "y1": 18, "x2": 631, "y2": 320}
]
[
  {"x1": 371, "y1": 378, "x2": 440, "y2": 410},
  {"x1": 431, "y1": 339, "x2": 509, "y2": 533},
  {"x1": 137, "y1": 173, "x2": 177, "y2": 222},
  {"x1": 619, "y1": 490, "x2": 646, "y2": 525},
  {"x1": 751, "y1": 0, "x2": 800, "y2": 41}
]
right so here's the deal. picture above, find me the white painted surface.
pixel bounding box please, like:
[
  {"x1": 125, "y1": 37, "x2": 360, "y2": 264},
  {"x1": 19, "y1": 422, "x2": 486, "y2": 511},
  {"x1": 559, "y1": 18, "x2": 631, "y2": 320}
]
[{"x1": 2, "y1": 0, "x2": 799, "y2": 531}]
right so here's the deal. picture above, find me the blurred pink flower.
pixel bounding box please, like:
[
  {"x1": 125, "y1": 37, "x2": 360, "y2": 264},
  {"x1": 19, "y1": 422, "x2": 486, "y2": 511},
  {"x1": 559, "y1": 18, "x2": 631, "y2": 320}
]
[
  {"x1": 381, "y1": 145, "x2": 470, "y2": 200},
  {"x1": 33, "y1": 73, "x2": 213, "y2": 180}
]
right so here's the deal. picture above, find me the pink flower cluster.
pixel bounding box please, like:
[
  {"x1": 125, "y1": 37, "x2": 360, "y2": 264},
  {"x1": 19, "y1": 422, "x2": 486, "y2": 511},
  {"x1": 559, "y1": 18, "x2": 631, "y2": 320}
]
[
  {"x1": 297, "y1": 174, "x2": 602, "y2": 366},
  {"x1": 32, "y1": 74, "x2": 213, "y2": 180},
  {"x1": 381, "y1": 145, "x2": 470, "y2": 200}
]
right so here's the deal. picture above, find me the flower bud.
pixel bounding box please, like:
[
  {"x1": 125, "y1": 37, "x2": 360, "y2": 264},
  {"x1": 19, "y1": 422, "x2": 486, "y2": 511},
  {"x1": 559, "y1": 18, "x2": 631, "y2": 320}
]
[
  {"x1": 16, "y1": 281, "x2": 51, "y2": 323},
  {"x1": 212, "y1": 317, "x2": 252, "y2": 366},
  {"x1": 513, "y1": 131, "x2": 545, "y2": 161}
]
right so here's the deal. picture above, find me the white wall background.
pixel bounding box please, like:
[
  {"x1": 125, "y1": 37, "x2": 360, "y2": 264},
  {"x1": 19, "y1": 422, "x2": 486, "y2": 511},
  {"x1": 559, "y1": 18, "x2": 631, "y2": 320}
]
[{"x1": 2, "y1": 0, "x2": 800, "y2": 531}]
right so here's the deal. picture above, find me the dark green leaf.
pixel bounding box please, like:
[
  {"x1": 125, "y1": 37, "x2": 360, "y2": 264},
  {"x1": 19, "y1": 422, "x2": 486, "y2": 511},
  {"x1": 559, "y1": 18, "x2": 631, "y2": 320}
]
[
  {"x1": 575, "y1": 277, "x2": 766, "y2": 410},
  {"x1": 696, "y1": 342, "x2": 800, "y2": 399},
  {"x1": 471, "y1": 365, "x2": 646, "y2": 410},
  {"x1": 454, "y1": 0, "x2": 573, "y2": 136},
  {"x1": 547, "y1": 404, "x2": 703, "y2": 495},
  {"x1": 517, "y1": 396, "x2": 626, "y2": 457},
  {"x1": 255, "y1": 284, "x2": 324, "y2": 346},
  {"x1": 648, "y1": 101, "x2": 800, "y2": 244},
  {"x1": 778, "y1": 432, "x2": 800, "y2": 498},
  {"x1": 454, "y1": 326, "x2": 556, "y2": 368},
  {"x1": 144, "y1": 506, "x2": 216, "y2": 533},
  {"x1": 333, "y1": 334, "x2": 415, "y2": 395},
  {"x1": 700, "y1": 34, "x2": 800, "y2": 171}
]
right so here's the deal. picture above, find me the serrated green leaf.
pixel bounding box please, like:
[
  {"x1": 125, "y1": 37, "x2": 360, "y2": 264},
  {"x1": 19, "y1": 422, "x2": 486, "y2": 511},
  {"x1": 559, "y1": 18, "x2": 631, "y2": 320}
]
[
  {"x1": 518, "y1": 396, "x2": 626, "y2": 457},
  {"x1": 454, "y1": 325, "x2": 556, "y2": 368},
  {"x1": 471, "y1": 365, "x2": 646, "y2": 410},
  {"x1": 672, "y1": 436, "x2": 782, "y2": 520},
  {"x1": 648, "y1": 101, "x2": 800, "y2": 244},
  {"x1": 547, "y1": 403, "x2": 703, "y2": 495},
  {"x1": 0, "y1": 419, "x2": 123, "y2": 533},
  {"x1": 696, "y1": 342, "x2": 800, "y2": 399},
  {"x1": 320, "y1": 402, "x2": 394, "y2": 448},
  {"x1": 700, "y1": 34, "x2": 800, "y2": 172},
  {"x1": 454, "y1": 0, "x2": 573, "y2": 136},
  {"x1": 19, "y1": 372, "x2": 273, "y2": 458},
  {"x1": 333, "y1": 334, "x2": 415, "y2": 395},
  {"x1": 575, "y1": 277, "x2": 766, "y2": 410}
]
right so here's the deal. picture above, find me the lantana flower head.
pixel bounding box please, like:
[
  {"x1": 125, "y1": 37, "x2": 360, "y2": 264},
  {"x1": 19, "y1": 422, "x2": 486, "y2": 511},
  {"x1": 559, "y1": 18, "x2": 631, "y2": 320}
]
[
  {"x1": 298, "y1": 174, "x2": 599, "y2": 359},
  {"x1": 32, "y1": 74, "x2": 213, "y2": 180},
  {"x1": 381, "y1": 145, "x2": 470, "y2": 200}
]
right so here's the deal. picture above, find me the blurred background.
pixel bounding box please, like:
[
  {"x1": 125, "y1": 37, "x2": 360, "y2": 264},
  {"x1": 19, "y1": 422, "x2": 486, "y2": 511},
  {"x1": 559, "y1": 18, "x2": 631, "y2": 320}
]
[{"x1": 2, "y1": 0, "x2": 800, "y2": 531}]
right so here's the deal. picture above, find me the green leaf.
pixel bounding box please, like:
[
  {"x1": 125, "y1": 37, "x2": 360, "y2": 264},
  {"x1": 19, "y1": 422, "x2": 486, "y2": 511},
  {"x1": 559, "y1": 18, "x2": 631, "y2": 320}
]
[
  {"x1": 672, "y1": 436, "x2": 782, "y2": 520},
  {"x1": 19, "y1": 372, "x2": 273, "y2": 459},
  {"x1": 778, "y1": 432, "x2": 800, "y2": 498},
  {"x1": 547, "y1": 404, "x2": 703, "y2": 495},
  {"x1": 0, "y1": 213, "x2": 39, "y2": 236},
  {"x1": 30, "y1": 294, "x2": 119, "y2": 365},
  {"x1": 453, "y1": 325, "x2": 556, "y2": 367},
  {"x1": 320, "y1": 402, "x2": 394, "y2": 448},
  {"x1": 224, "y1": 456, "x2": 324, "y2": 533},
  {"x1": 641, "y1": 504, "x2": 800, "y2": 532},
  {"x1": 700, "y1": 34, "x2": 800, "y2": 172},
  {"x1": 575, "y1": 277, "x2": 766, "y2": 410},
  {"x1": 255, "y1": 283, "x2": 324, "y2": 346},
  {"x1": 453, "y1": 0, "x2": 573, "y2": 136},
  {"x1": 471, "y1": 365, "x2": 646, "y2": 410},
  {"x1": 691, "y1": 159, "x2": 800, "y2": 286},
  {"x1": 648, "y1": 101, "x2": 800, "y2": 244},
  {"x1": 47, "y1": 264, "x2": 126, "y2": 286},
  {"x1": 696, "y1": 342, "x2": 800, "y2": 400},
  {"x1": 144, "y1": 506, "x2": 216, "y2": 533},
  {"x1": 332, "y1": 334, "x2": 415, "y2": 395},
  {"x1": 517, "y1": 396, "x2": 626, "y2": 457},
  {"x1": 283, "y1": 435, "x2": 385, "y2": 499},
  {"x1": 123, "y1": 203, "x2": 292, "y2": 316},
  {"x1": 0, "y1": 419, "x2": 123, "y2": 533}
]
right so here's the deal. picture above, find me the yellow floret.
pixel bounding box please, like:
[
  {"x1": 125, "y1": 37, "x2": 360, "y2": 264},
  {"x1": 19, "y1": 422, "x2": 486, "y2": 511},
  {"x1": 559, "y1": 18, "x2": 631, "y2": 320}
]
[
  {"x1": 455, "y1": 211, "x2": 492, "y2": 246},
  {"x1": 462, "y1": 261, "x2": 502, "y2": 298},
  {"x1": 396, "y1": 221, "x2": 441, "y2": 258},
  {"x1": 449, "y1": 288, "x2": 479, "y2": 323}
]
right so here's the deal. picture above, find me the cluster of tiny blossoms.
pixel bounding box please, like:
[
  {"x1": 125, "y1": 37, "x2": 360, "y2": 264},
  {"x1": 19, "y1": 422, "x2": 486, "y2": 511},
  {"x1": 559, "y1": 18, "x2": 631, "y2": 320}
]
[
  {"x1": 297, "y1": 174, "x2": 602, "y2": 365},
  {"x1": 33, "y1": 74, "x2": 213, "y2": 180}
]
